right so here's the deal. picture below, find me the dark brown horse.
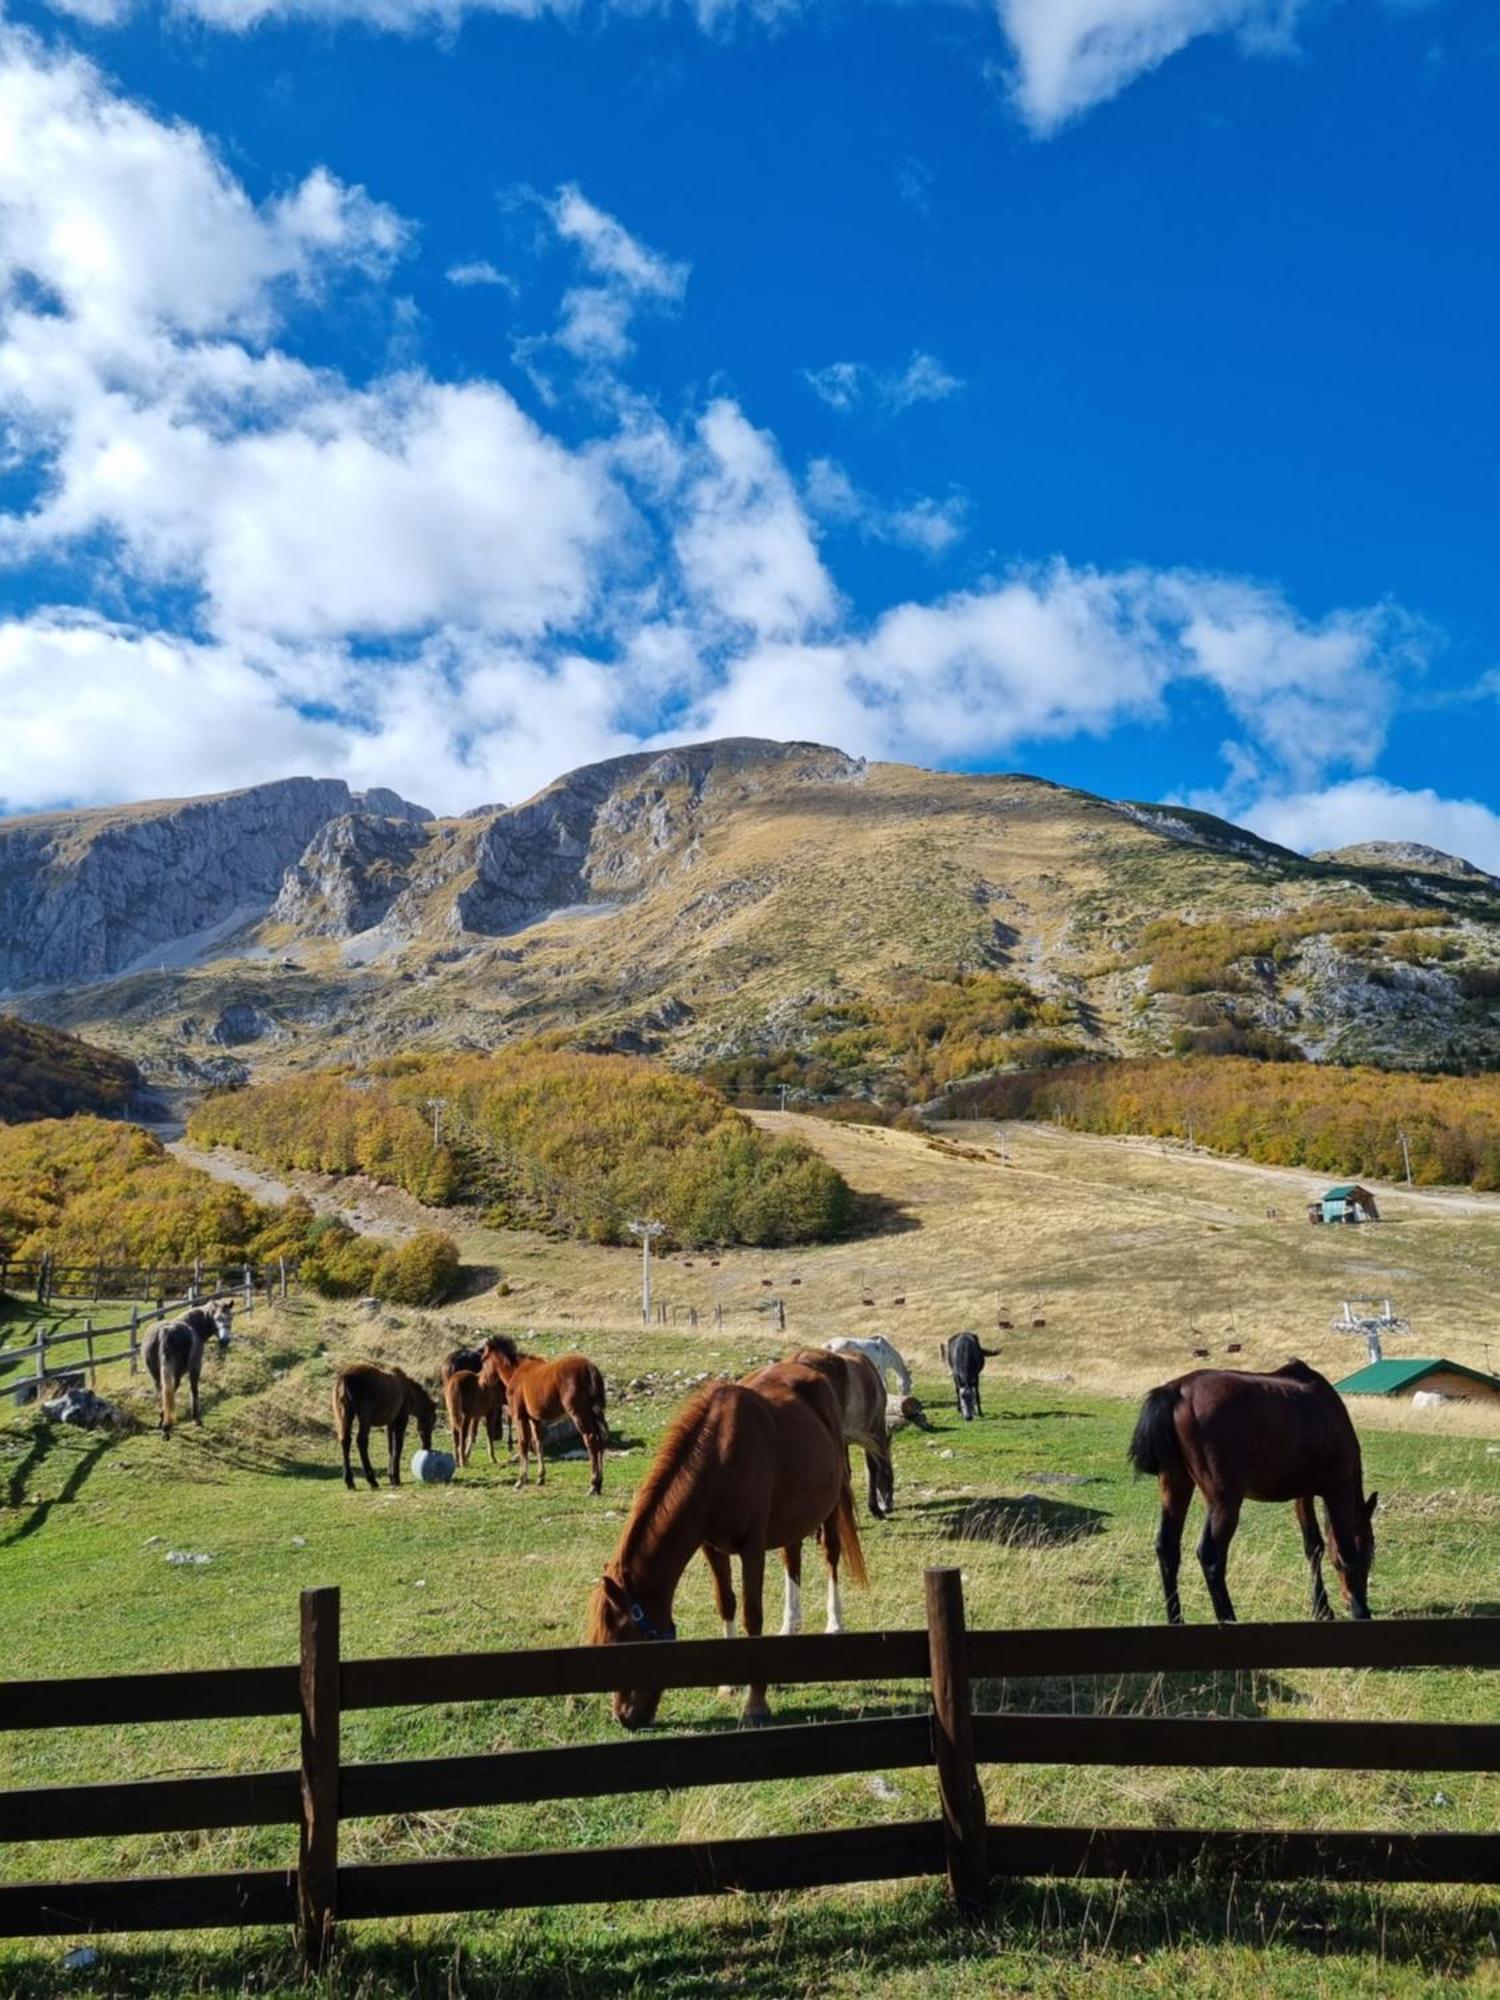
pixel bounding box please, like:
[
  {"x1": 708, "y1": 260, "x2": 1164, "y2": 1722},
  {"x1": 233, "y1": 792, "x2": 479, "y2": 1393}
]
[
  {"x1": 480, "y1": 1336, "x2": 607, "y2": 1495},
  {"x1": 587, "y1": 1360, "x2": 866, "y2": 1728},
  {"x1": 1130, "y1": 1359, "x2": 1377, "y2": 1624},
  {"x1": 142, "y1": 1301, "x2": 233, "y2": 1436},
  {"x1": 332, "y1": 1363, "x2": 437, "y2": 1490},
  {"x1": 443, "y1": 1367, "x2": 508, "y2": 1468},
  {"x1": 792, "y1": 1346, "x2": 895, "y2": 1517}
]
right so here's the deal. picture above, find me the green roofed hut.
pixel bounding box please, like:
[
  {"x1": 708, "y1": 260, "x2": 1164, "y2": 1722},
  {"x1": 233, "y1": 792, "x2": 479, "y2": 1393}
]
[
  {"x1": 1336, "y1": 1358, "x2": 1500, "y2": 1406},
  {"x1": 1308, "y1": 1184, "x2": 1381, "y2": 1226}
]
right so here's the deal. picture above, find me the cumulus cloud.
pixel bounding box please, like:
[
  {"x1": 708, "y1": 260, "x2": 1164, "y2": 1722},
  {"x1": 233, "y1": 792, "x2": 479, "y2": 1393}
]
[
  {"x1": 997, "y1": 0, "x2": 1309, "y2": 133},
  {"x1": 0, "y1": 18, "x2": 1456, "y2": 845},
  {"x1": 1244, "y1": 779, "x2": 1500, "y2": 878},
  {"x1": 804, "y1": 350, "x2": 963, "y2": 416}
]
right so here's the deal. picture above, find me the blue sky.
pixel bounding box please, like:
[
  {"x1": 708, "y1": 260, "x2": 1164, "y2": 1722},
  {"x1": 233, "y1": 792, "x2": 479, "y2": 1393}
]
[{"x1": 1, "y1": 0, "x2": 1498, "y2": 864}]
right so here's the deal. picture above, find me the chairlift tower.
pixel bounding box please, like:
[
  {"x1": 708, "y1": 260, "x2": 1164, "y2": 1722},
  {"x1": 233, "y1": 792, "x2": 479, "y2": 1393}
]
[
  {"x1": 628, "y1": 1218, "x2": 665, "y2": 1323},
  {"x1": 1330, "y1": 1296, "x2": 1412, "y2": 1368}
]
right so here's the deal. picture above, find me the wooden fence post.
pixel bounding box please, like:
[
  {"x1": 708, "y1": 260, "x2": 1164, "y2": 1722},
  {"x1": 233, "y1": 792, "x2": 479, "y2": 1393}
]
[
  {"x1": 85, "y1": 1318, "x2": 95, "y2": 1388},
  {"x1": 129, "y1": 1305, "x2": 140, "y2": 1374},
  {"x1": 298, "y1": 1585, "x2": 341, "y2": 1967},
  {"x1": 924, "y1": 1566, "x2": 988, "y2": 1918},
  {"x1": 279, "y1": 1256, "x2": 288, "y2": 1301},
  {"x1": 35, "y1": 1322, "x2": 47, "y2": 1396}
]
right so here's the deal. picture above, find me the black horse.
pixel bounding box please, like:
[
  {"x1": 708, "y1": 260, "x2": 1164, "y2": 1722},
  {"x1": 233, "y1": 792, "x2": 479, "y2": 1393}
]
[
  {"x1": 940, "y1": 1331, "x2": 999, "y2": 1420},
  {"x1": 142, "y1": 1301, "x2": 234, "y2": 1436}
]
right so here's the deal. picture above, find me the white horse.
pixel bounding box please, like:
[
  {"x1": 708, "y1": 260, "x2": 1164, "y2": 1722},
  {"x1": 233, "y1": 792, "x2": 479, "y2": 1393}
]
[{"x1": 825, "y1": 1335, "x2": 912, "y2": 1398}]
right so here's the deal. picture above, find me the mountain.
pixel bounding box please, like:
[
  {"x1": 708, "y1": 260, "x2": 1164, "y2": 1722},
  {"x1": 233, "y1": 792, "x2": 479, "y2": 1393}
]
[
  {"x1": 6, "y1": 740, "x2": 1500, "y2": 1085},
  {"x1": 0, "y1": 778, "x2": 431, "y2": 993}
]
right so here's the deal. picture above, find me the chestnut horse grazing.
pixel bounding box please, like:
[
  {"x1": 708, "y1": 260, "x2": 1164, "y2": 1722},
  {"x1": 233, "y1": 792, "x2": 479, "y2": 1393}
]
[
  {"x1": 480, "y1": 1335, "x2": 607, "y2": 1495},
  {"x1": 444, "y1": 1367, "x2": 508, "y2": 1468},
  {"x1": 333, "y1": 1363, "x2": 437, "y2": 1490},
  {"x1": 588, "y1": 1360, "x2": 867, "y2": 1729},
  {"x1": 142, "y1": 1301, "x2": 233, "y2": 1436},
  {"x1": 793, "y1": 1346, "x2": 895, "y2": 1517},
  {"x1": 1130, "y1": 1359, "x2": 1377, "y2": 1625}
]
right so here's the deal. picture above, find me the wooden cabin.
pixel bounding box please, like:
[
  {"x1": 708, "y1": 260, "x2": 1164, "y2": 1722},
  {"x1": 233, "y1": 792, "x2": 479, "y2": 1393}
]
[
  {"x1": 1308, "y1": 1183, "x2": 1381, "y2": 1226},
  {"x1": 1335, "y1": 1358, "x2": 1500, "y2": 1406}
]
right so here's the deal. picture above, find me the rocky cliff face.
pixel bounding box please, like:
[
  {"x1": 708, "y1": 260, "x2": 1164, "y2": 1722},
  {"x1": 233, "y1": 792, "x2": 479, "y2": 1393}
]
[
  {"x1": 0, "y1": 778, "x2": 428, "y2": 990},
  {"x1": 454, "y1": 738, "x2": 865, "y2": 936}
]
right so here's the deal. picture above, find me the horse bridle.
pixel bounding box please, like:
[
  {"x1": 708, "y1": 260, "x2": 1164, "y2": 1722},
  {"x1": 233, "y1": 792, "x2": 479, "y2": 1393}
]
[{"x1": 616, "y1": 1586, "x2": 676, "y2": 1643}]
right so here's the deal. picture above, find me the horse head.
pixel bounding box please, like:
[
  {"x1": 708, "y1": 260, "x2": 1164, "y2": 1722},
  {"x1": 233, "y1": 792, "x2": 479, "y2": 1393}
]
[
  {"x1": 588, "y1": 1570, "x2": 674, "y2": 1729},
  {"x1": 480, "y1": 1334, "x2": 520, "y2": 1382},
  {"x1": 209, "y1": 1301, "x2": 234, "y2": 1348},
  {"x1": 404, "y1": 1374, "x2": 438, "y2": 1452},
  {"x1": 1329, "y1": 1491, "x2": 1378, "y2": 1619}
]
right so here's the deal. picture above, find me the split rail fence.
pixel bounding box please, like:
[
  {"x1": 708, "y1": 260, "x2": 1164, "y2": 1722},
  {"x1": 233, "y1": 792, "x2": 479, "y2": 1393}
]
[
  {"x1": 2, "y1": 1572, "x2": 1498, "y2": 1965},
  {"x1": 0, "y1": 1264, "x2": 289, "y2": 1399}
]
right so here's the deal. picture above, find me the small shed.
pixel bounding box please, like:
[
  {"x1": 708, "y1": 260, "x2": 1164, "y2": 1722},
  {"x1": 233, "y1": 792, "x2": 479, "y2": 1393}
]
[
  {"x1": 1308, "y1": 1184, "x2": 1381, "y2": 1226},
  {"x1": 1335, "y1": 1358, "x2": 1500, "y2": 1406}
]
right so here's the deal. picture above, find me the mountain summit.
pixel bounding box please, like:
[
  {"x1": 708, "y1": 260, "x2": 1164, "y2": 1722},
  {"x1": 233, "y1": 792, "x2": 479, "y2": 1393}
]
[{"x1": 6, "y1": 740, "x2": 1499, "y2": 1082}]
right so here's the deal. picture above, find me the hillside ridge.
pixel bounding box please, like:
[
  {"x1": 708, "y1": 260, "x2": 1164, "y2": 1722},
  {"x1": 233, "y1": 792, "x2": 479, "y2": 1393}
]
[{"x1": 5, "y1": 739, "x2": 1500, "y2": 1083}]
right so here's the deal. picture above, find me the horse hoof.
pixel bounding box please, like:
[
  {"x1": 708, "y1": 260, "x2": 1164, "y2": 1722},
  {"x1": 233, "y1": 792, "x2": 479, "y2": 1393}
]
[{"x1": 741, "y1": 1709, "x2": 772, "y2": 1730}]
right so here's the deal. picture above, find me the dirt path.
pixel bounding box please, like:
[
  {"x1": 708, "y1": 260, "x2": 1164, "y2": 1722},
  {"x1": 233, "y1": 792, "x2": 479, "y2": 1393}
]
[
  {"x1": 990, "y1": 1120, "x2": 1500, "y2": 1220},
  {"x1": 168, "y1": 1140, "x2": 443, "y2": 1241}
]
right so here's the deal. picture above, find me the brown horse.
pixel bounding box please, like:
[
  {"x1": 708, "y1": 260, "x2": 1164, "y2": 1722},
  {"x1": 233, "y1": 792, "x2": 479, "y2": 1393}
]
[
  {"x1": 792, "y1": 1346, "x2": 895, "y2": 1517},
  {"x1": 441, "y1": 1345, "x2": 484, "y2": 1381},
  {"x1": 332, "y1": 1363, "x2": 437, "y2": 1490},
  {"x1": 587, "y1": 1360, "x2": 867, "y2": 1728},
  {"x1": 443, "y1": 1367, "x2": 508, "y2": 1468},
  {"x1": 480, "y1": 1336, "x2": 607, "y2": 1495},
  {"x1": 142, "y1": 1301, "x2": 233, "y2": 1436},
  {"x1": 1130, "y1": 1359, "x2": 1378, "y2": 1624}
]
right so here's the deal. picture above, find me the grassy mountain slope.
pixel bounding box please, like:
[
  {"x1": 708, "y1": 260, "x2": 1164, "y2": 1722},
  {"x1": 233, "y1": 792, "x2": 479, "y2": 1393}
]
[
  {"x1": 0, "y1": 1016, "x2": 141, "y2": 1123},
  {"x1": 16, "y1": 742, "x2": 1500, "y2": 1086}
]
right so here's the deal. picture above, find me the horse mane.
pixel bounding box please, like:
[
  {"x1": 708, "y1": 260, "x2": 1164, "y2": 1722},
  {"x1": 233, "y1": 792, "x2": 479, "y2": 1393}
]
[
  {"x1": 616, "y1": 1382, "x2": 725, "y2": 1551},
  {"x1": 483, "y1": 1334, "x2": 521, "y2": 1365},
  {"x1": 1272, "y1": 1358, "x2": 1326, "y2": 1386}
]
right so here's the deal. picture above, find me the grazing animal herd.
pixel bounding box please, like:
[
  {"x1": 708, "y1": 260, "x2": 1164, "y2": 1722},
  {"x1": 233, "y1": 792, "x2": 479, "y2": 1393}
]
[{"x1": 140, "y1": 1299, "x2": 1384, "y2": 1696}]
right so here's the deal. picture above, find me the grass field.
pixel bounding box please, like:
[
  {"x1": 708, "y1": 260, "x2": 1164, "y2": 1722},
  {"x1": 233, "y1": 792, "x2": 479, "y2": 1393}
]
[{"x1": 3, "y1": 1119, "x2": 1499, "y2": 1996}]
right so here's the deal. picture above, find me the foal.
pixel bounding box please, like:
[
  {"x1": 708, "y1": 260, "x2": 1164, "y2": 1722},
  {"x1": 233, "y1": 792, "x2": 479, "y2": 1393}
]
[
  {"x1": 1130, "y1": 1359, "x2": 1377, "y2": 1623},
  {"x1": 480, "y1": 1336, "x2": 607, "y2": 1495},
  {"x1": 333, "y1": 1363, "x2": 437, "y2": 1490},
  {"x1": 443, "y1": 1367, "x2": 508, "y2": 1468}
]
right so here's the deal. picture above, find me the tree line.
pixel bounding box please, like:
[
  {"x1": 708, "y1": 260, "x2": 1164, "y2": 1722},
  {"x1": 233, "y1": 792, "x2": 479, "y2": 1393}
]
[
  {"x1": 187, "y1": 1045, "x2": 852, "y2": 1248},
  {"x1": 0, "y1": 1117, "x2": 459, "y2": 1306},
  {"x1": 947, "y1": 1056, "x2": 1500, "y2": 1191}
]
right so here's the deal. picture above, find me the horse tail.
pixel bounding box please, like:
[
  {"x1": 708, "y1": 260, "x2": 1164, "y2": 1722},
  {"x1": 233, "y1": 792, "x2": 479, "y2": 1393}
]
[
  {"x1": 842, "y1": 1421, "x2": 891, "y2": 1466},
  {"x1": 589, "y1": 1363, "x2": 610, "y2": 1442},
  {"x1": 1128, "y1": 1384, "x2": 1182, "y2": 1479},
  {"x1": 833, "y1": 1478, "x2": 868, "y2": 1589}
]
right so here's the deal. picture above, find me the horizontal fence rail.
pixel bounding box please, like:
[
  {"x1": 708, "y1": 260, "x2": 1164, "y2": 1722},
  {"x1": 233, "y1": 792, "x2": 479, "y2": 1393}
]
[{"x1": 1, "y1": 1578, "x2": 1496, "y2": 1963}]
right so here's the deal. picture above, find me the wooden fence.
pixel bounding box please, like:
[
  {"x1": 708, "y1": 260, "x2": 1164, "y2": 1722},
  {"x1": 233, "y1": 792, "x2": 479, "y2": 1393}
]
[
  {"x1": 2, "y1": 1573, "x2": 1497, "y2": 1964},
  {"x1": 0, "y1": 1252, "x2": 291, "y2": 1309}
]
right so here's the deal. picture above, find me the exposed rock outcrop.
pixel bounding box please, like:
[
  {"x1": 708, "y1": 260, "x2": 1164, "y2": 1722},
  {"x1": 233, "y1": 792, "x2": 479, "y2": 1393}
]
[
  {"x1": 1314, "y1": 840, "x2": 1499, "y2": 886},
  {"x1": 0, "y1": 778, "x2": 428, "y2": 990},
  {"x1": 272, "y1": 813, "x2": 433, "y2": 937}
]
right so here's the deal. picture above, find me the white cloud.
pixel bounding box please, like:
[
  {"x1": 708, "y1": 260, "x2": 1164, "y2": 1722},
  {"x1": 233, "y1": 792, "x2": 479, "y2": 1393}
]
[
  {"x1": 804, "y1": 350, "x2": 963, "y2": 416},
  {"x1": 445, "y1": 258, "x2": 516, "y2": 291},
  {"x1": 0, "y1": 19, "x2": 1458, "y2": 848},
  {"x1": 805, "y1": 456, "x2": 967, "y2": 556},
  {"x1": 997, "y1": 0, "x2": 1308, "y2": 133},
  {"x1": 0, "y1": 33, "x2": 404, "y2": 351},
  {"x1": 1245, "y1": 778, "x2": 1500, "y2": 877},
  {"x1": 673, "y1": 400, "x2": 839, "y2": 641}
]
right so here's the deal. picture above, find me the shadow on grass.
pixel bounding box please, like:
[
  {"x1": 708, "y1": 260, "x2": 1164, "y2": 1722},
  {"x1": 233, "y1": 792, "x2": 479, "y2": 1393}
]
[
  {"x1": 975, "y1": 1663, "x2": 1304, "y2": 1721},
  {"x1": 908, "y1": 1493, "x2": 1111, "y2": 1549},
  {"x1": 840, "y1": 1188, "x2": 921, "y2": 1241},
  {"x1": 2, "y1": 1874, "x2": 1495, "y2": 1997},
  {"x1": 1, "y1": 1429, "x2": 113, "y2": 1546}
]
